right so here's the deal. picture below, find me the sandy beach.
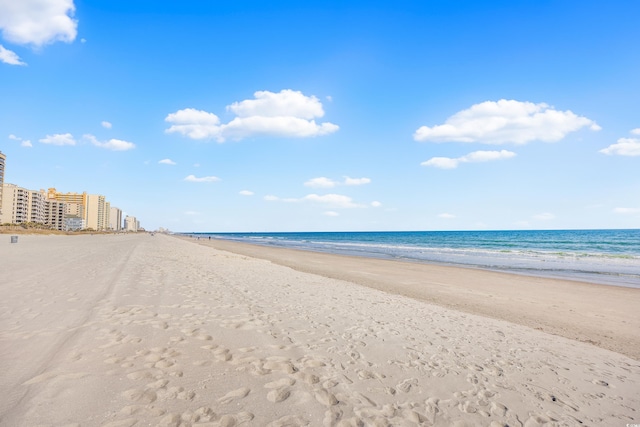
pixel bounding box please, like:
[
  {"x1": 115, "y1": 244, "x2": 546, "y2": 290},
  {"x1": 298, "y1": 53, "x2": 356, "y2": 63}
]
[{"x1": 1, "y1": 233, "x2": 638, "y2": 426}]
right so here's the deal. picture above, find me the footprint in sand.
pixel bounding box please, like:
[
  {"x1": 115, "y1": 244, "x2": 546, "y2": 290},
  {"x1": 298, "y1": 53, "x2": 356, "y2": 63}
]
[
  {"x1": 121, "y1": 405, "x2": 166, "y2": 417},
  {"x1": 265, "y1": 378, "x2": 296, "y2": 389},
  {"x1": 214, "y1": 348, "x2": 232, "y2": 362},
  {"x1": 396, "y1": 378, "x2": 418, "y2": 393},
  {"x1": 267, "y1": 388, "x2": 291, "y2": 403},
  {"x1": 216, "y1": 411, "x2": 254, "y2": 426},
  {"x1": 266, "y1": 415, "x2": 308, "y2": 427},
  {"x1": 263, "y1": 360, "x2": 297, "y2": 374},
  {"x1": 218, "y1": 387, "x2": 251, "y2": 404},
  {"x1": 146, "y1": 379, "x2": 169, "y2": 389},
  {"x1": 314, "y1": 389, "x2": 338, "y2": 406},
  {"x1": 294, "y1": 372, "x2": 320, "y2": 385},
  {"x1": 490, "y1": 401, "x2": 508, "y2": 417},
  {"x1": 101, "y1": 419, "x2": 138, "y2": 427},
  {"x1": 122, "y1": 388, "x2": 157, "y2": 403}
]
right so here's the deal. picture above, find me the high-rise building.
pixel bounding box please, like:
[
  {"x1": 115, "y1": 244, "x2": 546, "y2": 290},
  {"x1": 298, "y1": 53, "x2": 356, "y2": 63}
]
[
  {"x1": 85, "y1": 194, "x2": 107, "y2": 230},
  {"x1": 0, "y1": 151, "x2": 5, "y2": 218},
  {"x1": 47, "y1": 188, "x2": 87, "y2": 219},
  {"x1": 48, "y1": 188, "x2": 111, "y2": 231},
  {"x1": 109, "y1": 206, "x2": 123, "y2": 231},
  {"x1": 1, "y1": 183, "x2": 30, "y2": 224},
  {"x1": 124, "y1": 215, "x2": 138, "y2": 232},
  {"x1": 44, "y1": 199, "x2": 66, "y2": 231},
  {"x1": 29, "y1": 190, "x2": 46, "y2": 224},
  {"x1": 1, "y1": 184, "x2": 65, "y2": 229},
  {"x1": 105, "y1": 201, "x2": 110, "y2": 231}
]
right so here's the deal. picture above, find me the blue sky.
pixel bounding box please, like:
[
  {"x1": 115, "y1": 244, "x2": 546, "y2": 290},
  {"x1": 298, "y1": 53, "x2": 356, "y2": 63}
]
[{"x1": 1, "y1": 0, "x2": 639, "y2": 232}]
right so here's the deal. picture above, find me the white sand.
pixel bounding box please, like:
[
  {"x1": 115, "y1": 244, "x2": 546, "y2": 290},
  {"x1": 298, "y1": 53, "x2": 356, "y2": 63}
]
[{"x1": 0, "y1": 233, "x2": 638, "y2": 426}]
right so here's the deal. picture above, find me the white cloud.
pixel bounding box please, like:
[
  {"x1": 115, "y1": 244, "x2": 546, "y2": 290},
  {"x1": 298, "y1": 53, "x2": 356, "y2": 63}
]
[
  {"x1": 9, "y1": 134, "x2": 33, "y2": 147},
  {"x1": 343, "y1": 176, "x2": 371, "y2": 186},
  {"x1": 613, "y1": 207, "x2": 640, "y2": 214},
  {"x1": 159, "y1": 158, "x2": 176, "y2": 165},
  {"x1": 421, "y1": 157, "x2": 460, "y2": 169},
  {"x1": 438, "y1": 213, "x2": 456, "y2": 219},
  {"x1": 0, "y1": 45, "x2": 25, "y2": 65},
  {"x1": 239, "y1": 190, "x2": 254, "y2": 196},
  {"x1": 264, "y1": 193, "x2": 364, "y2": 209},
  {"x1": 422, "y1": 149, "x2": 516, "y2": 169},
  {"x1": 165, "y1": 108, "x2": 221, "y2": 139},
  {"x1": 305, "y1": 176, "x2": 371, "y2": 188},
  {"x1": 184, "y1": 211, "x2": 200, "y2": 216},
  {"x1": 305, "y1": 177, "x2": 339, "y2": 188},
  {"x1": 184, "y1": 174, "x2": 220, "y2": 183},
  {"x1": 371, "y1": 201, "x2": 382, "y2": 207},
  {"x1": 324, "y1": 211, "x2": 339, "y2": 217},
  {"x1": 165, "y1": 90, "x2": 338, "y2": 142},
  {"x1": 630, "y1": 128, "x2": 640, "y2": 135},
  {"x1": 214, "y1": 114, "x2": 337, "y2": 141},
  {"x1": 533, "y1": 213, "x2": 555, "y2": 220},
  {"x1": 84, "y1": 134, "x2": 135, "y2": 151},
  {"x1": 414, "y1": 99, "x2": 600, "y2": 144},
  {"x1": 227, "y1": 89, "x2": 324, "y2": 119},
  {"x1": 98, "y1": 139, "x2": 135, "y2": 151},
  {"x1": 462, "y1": 150, "x2": 516, "y2": 162},
  {"x1": 101, "y1": 121, "x2": 112, "y2": 129},
  {"x1": 39, "y1": 133, "x2": 76, "y2": 146},
  {"x1": 303, "y1": 194, "x2": 362, "y2": 208},
  {"x1": 599, "y1": 137, "x2": 640, "y2": 157},
  {"x1": 0, "y1": 0, "x2": 77, "y2": 46}
]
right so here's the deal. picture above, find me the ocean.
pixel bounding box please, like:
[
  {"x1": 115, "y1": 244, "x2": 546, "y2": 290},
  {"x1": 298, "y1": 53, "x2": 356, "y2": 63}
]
[{"x1": 187, "y1": 229, "x2": 640, "y2": 288}]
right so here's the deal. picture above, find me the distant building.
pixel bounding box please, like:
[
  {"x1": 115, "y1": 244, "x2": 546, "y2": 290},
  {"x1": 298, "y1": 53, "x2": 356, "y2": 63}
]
[
  {"x1": 109, "y1": 206, "x2": 123, "y2": 231},
  {"x1": 45, "y1": 199, "x2": 66, "y2": 231},
  {"x1": 29, "y1": 189, "x2": 46, "y2": 224},
  {"x1": 48, "y1": 188, "x2": 111, "y2": 231},
  {"x1": 85, "y1": 194, "x2": 108, "y2": 230},
  {"x1": 1, "y1": 183, "x2": 30, "y2": 224},
  {"x1": 47, "y1": 188, "x2": 87, "y2": 218},
  {"x1": 1, "y1": 184, "x2": 66, "y2": 230},
  {"x1": 64, "y1": 216, "x2": 85, "y2": 231},
  {"x1": 0, "y1": 151, "x2": 5, "y2": 218},
  {"x1": 1, "y1": 181, "x2": 125, "y2": 232},
  {"x1": 124, "y1": 215, "x2": 138, "y2": 232}
]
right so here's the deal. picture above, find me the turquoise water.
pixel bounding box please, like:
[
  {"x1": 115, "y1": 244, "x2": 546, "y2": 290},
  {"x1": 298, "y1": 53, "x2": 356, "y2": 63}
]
[{"x1": 188, "y1": 229, "x2": 640, "y2": 288}]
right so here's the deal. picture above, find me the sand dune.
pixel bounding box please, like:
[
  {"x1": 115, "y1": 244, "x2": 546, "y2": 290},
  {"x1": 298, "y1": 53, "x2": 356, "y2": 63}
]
[{"x1": 1, "y1": 233, "x2": 638, "y2": 426}]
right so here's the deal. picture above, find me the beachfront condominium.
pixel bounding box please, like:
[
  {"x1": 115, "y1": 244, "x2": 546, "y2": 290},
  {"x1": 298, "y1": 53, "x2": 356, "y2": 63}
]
[
  {"x1": 85, "y1": 194, "x2": 108, "y2": 231},
  {"x1": 124, "y1": 215, "x2": 138, "y2": 232},
  {"x1": 0, "y1": 184, "x2": 66, "y2": 230},
  {"x1": 109, "y1": 206, "x2": 123, "y2": 231},
  {"x1": 47, "y1": 188, "x2": 87, "y2": 219},
  {"x1": 0, "y1": 184, "x2": 29, "y2": 224},
  {"x1": 0, "y1": 151, "x2": 5, "y2": 217},
  {"x1": 48, "y1": 188, "x2": 111, "y2": 231}
]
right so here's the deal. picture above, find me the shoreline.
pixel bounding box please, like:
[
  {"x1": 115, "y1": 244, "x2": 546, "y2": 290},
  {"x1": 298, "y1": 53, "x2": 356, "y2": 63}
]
[
  {"x1": 183, "y1": 230, "x2": 640, "y2": 289},
  {"x1": 179, "y1": 235, "x2": 640, "y2": 360}
]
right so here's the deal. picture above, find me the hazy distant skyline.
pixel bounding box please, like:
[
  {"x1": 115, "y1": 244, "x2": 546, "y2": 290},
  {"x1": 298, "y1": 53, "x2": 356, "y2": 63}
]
[{"x1": 1, "y1": 0, "x2": 638, "y2": 232}]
